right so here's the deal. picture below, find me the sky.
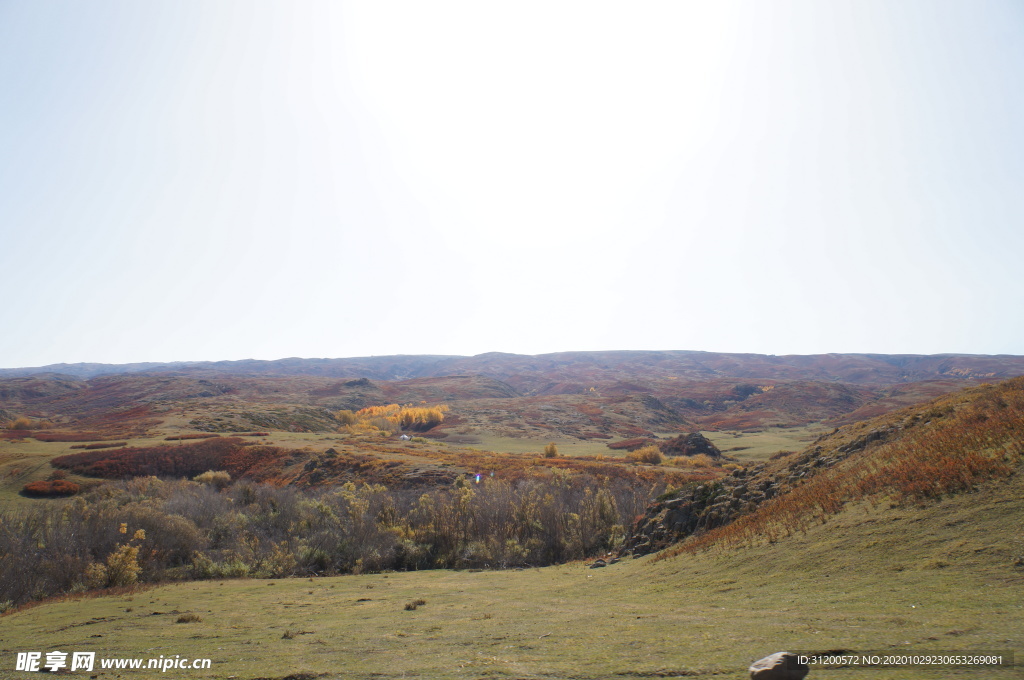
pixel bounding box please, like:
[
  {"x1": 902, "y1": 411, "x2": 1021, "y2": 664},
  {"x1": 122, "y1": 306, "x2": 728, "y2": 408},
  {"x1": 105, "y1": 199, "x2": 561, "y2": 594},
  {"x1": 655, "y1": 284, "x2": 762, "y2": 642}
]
[{"x1": 1, "y1": 0, "x2": 1023, "y2": 368}]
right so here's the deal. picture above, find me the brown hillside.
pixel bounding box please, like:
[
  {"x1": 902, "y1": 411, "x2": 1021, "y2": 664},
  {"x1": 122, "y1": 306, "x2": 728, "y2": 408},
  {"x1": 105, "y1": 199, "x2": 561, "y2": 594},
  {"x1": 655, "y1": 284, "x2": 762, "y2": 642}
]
[{"x1": 623, "y1": 376, "x2": 1024, "y2": 558}]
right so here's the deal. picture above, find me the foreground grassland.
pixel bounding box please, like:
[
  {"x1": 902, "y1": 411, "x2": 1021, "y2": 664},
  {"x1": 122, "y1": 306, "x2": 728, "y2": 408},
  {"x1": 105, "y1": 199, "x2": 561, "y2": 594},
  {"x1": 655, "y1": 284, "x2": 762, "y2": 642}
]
[{"x1": 3, "y1": 474, "x2": 1021, "y2": 680}]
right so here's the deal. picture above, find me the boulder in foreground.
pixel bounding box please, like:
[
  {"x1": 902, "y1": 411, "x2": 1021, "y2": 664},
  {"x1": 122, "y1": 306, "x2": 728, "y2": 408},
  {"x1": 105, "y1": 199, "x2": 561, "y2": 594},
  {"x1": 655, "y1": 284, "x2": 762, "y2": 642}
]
[{"x1": 749, "y1": 651, "x2": 809, "y2": 680}]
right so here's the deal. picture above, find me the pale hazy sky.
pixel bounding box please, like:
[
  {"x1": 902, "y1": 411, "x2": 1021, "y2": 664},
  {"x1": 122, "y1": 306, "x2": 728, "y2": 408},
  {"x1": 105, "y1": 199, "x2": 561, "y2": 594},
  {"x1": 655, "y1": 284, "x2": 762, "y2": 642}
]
[{"x1": 2, "y1": 1, "x2": 1022, "y2": 368}]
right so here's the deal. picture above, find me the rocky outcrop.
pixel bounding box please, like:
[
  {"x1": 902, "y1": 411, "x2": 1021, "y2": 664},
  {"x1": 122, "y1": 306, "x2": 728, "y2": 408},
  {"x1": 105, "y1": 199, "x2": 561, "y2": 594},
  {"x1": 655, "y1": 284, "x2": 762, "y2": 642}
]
[
  {"x1": 622, "y1": 466, "x2": 767, "y2": 556},
  {"x1": 621, "y1": 425, "x2": 902, "y2": 557},
  {"x1": 660, "y1": 432, "x2": 722, "y2": 457}
]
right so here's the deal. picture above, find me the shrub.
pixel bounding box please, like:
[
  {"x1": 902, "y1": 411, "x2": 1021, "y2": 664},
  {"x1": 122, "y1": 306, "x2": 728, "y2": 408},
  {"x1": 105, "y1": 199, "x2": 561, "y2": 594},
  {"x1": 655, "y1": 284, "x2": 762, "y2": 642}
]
[
  {"x1": 106, "y1": 544, "x2": 141, "y2": 587},
  {"x1": 193, "y1": 470, "x2": 232, "y2": 490},
  {"x1": 667, "y1": 453, "x2": 716, "y2": 468},
  {"x1": 84, "y1": 562, "x2": 108, "y2": 589},
  {"x1": 176, "y1": 613, "x2": 202, "y2": 623},
  {"x1": 22, "y1": 480, "x2": 81, "y2": 497},
  {"x1": 626, "y1": 445, "x2": 663, "y2": 465},
  {"x1": 6, "y1": 417, "x2": 34, "y2": 431},
  {"x1": 253, "y1": 542, "x2": 298, "y2": 579},
  {"x1": 543, "y1": 443, "x2": 559, "y2": 458}
]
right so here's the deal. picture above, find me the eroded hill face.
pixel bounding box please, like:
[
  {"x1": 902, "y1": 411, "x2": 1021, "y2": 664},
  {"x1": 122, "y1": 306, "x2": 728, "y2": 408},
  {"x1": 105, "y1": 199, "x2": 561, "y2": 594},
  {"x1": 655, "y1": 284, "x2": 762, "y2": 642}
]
[{"x1": 625, "y1": 376, "x2": 1024, "y2": 558}]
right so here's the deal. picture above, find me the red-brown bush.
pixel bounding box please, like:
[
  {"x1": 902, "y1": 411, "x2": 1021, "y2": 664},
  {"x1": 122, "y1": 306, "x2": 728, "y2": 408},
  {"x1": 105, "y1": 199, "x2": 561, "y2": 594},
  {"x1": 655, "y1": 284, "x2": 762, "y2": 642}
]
[
  {"x1": 607, "y1": 438, "x2": 656, "y2": 451},
  {"x1": 22, "y1": 480, "x2": 81, "y2": 497},
  {"x1": 33, "y1": 432, "x2": 111, "y2": 442},
  {"x1": 51, "y1": 437, "x2": 288, "y2": 481}
]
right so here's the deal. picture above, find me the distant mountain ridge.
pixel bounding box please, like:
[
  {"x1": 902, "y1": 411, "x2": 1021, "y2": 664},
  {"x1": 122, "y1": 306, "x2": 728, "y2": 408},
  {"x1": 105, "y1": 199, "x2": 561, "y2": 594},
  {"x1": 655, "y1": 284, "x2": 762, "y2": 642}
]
[
  {"x1": 4, "y1": 350, "x2": 1024, "y2": 439},
  {"x1": 2, "y1": 350, "x2": 1023, "y2": 385}
]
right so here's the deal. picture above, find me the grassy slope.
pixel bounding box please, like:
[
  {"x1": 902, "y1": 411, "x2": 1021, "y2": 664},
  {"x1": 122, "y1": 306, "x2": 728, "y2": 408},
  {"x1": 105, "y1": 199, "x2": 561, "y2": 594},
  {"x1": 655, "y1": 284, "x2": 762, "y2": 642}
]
[{"x1": 2, "y1": 473, "x2": 1021, "y2": 680}]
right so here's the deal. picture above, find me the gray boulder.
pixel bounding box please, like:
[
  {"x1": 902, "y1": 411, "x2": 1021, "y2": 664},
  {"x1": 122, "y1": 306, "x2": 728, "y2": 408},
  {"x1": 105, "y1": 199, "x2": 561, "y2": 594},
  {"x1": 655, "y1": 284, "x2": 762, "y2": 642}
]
[{"x1": 749, "y1": 651, "x2": 809, "y2": 680}]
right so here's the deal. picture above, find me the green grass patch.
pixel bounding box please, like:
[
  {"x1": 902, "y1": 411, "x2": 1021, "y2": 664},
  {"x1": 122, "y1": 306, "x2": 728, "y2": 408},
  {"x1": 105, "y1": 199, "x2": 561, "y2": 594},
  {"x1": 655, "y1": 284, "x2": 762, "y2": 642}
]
[
  {"x1": 468, "y1": 434, "x2": 617, "y2": 458},
  {"x1": 702, "y1": 425, "x2": 826, "y2": 462}
]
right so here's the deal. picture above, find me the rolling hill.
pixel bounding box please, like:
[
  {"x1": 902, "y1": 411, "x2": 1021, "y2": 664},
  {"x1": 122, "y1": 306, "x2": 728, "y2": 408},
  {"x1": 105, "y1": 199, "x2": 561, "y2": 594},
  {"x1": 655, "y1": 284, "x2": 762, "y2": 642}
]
[{"x1": 3, "y1": 350, "x2": 1023, "y2": 445}]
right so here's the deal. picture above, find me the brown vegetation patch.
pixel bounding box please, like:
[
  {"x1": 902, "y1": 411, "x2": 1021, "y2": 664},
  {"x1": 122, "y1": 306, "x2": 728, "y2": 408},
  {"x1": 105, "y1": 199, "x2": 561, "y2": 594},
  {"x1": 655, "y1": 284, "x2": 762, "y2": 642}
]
[
  {"x1": 51, "y1": 437, "x2": 289, "y2": 481},
  {"x1": 31, "y1": 432, "x2": 109, "y2": 442},
  {"x1": 607, "y1": 438, "x2": 656, "y2": 451},
  {"x1": 21, "y1": 480, "x2": 81, "y2": 497}
]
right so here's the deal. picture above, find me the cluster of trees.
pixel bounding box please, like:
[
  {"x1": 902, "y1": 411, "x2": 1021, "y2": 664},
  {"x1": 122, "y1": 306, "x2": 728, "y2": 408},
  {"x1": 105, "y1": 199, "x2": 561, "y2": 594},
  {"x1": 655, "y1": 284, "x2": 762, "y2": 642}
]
[
  {"x1": 0, "y1": 471, "x2": 661, "y2": 609},
  {"x1": 3, "y1": 416, "x2": 53, "y2": 431},
  {"x1": 336, "y1": 404, "x2": 448, "y2": 434}
]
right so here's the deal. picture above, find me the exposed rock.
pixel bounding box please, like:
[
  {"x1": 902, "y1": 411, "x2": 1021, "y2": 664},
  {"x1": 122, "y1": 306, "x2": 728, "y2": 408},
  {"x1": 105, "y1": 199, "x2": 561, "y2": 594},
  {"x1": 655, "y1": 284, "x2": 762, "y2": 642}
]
[
  {"x1": 589, "y1": 559, "x2": 607, "y2": 569},
  {"x1": 836, "y1": 426, "x2": 898, "y2": 454},
  {"x1": 620, "y1": 419, "x2": 888, "y2": 556},
  {"x1": 660, "y1": 431, "x2": 722, "y2": 457},
  {"x1": 749, "y1": 652, "x2": 809, "y2": 680}
]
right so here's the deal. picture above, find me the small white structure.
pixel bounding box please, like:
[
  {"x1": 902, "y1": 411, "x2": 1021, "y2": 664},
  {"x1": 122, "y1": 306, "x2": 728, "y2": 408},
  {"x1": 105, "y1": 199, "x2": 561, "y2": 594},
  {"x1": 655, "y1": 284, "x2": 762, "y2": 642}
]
[{"x1": 399, "y1": 434, "x2": 411, "y2": 441}]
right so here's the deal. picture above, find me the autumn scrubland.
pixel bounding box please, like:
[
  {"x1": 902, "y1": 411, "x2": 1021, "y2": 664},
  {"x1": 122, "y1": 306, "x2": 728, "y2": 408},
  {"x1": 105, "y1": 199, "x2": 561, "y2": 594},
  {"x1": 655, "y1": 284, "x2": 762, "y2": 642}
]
[{"x1": 1, "y1": 351, "x2": 1023, "y2": 678}]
